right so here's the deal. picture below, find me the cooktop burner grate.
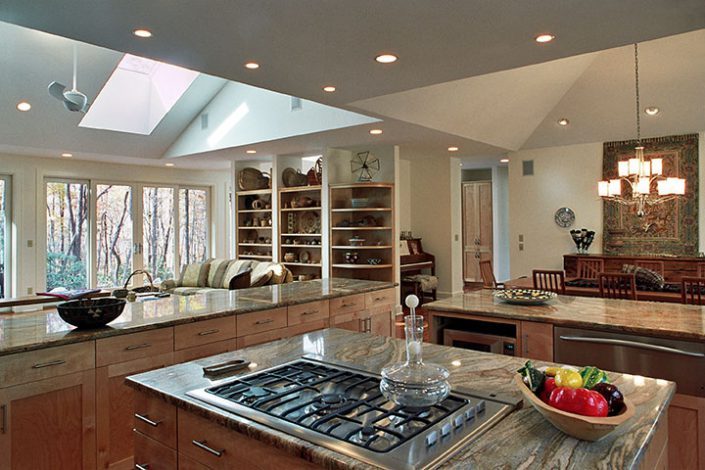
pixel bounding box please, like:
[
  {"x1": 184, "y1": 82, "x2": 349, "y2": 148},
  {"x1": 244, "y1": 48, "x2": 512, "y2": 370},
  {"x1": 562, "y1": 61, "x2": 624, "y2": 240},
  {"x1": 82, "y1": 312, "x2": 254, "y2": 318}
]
[{"x1": 204, "y1": 360, "x2": 467, "y2": 452}]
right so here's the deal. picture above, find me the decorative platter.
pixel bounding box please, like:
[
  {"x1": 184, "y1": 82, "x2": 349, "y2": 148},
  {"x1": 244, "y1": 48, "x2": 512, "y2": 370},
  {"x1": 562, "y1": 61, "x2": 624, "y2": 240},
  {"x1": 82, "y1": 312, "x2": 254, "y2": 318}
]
[
  {"x1": 494, "y1": 289, "x2": 557, "y2": 305},
  {"x1": 299, "y1": 211, "x2": 321, "y2": 234},
  {"x1": 554, "y1": 207, "x2": 576, "y2": 228}
]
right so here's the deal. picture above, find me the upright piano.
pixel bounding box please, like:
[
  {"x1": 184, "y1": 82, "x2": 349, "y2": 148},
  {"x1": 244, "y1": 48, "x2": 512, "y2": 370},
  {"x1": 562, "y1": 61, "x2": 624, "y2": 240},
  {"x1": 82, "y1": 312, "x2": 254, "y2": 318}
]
[{"x1": 400, "y1": 238, "x2": 436, "y2": 276}]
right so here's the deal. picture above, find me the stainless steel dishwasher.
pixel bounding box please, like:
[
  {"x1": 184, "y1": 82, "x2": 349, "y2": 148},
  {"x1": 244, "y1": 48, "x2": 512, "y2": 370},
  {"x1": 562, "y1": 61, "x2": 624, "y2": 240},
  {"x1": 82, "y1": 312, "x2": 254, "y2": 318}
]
[{"x1": 554, "y1": 326, "x2": 705, "y2": 397}]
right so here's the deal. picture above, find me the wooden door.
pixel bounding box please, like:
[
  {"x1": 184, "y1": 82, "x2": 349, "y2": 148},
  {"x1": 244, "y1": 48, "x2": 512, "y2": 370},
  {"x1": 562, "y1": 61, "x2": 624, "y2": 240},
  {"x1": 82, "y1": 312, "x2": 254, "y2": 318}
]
[
  {"x1": 668, "y1": 393, "x2": 705, "y2": 470},
  {"x1": 96, "y1": 352, "x2": 174, "y2": 469},
  {"x1": 462, "y1": 181, "x2": 493, "y2": 282},
  {"x1": 0, "y1": 370, "x2": 96, "y2": 469},
  {"x1": 370, "y1": 310, "x2": 393, "y2": 337}
]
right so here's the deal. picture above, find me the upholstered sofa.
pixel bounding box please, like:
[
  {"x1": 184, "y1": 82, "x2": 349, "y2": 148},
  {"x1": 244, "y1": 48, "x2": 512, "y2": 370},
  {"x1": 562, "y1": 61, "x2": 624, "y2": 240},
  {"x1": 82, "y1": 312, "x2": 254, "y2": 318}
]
[{"x1": 161, "y1": 259, "x2": 293, "y2": 295}]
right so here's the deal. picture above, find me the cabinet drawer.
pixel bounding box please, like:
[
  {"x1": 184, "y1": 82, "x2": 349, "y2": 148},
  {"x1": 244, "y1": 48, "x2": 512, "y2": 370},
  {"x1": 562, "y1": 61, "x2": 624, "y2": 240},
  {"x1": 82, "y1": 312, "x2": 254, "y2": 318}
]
[
  {"x1": 178, "y1": 409, "x2": 319, "y2": 469},
  {"x1": 0, "y1": 341, "x2": 95, "y2": 388},
  {"x1": 173, "y1": 339, "x2": 238, "y2": 364},
  {"x1": 236, "y1": 308, "x2": 287, "y2": 337},
  {"x1": 134, "y1": 430, "x2": 177, "y2": 470},
  {"x1": 236, "y1": 327, "x2": 288, "y2": 349},
  {"x1": 174, "y1": 317, "x2": 237, "y2": 351},
  {"x1": 134, "y1": 390, "x2": 177, "y2": 448},
  {"x1": 365, "y1": 288, "x2": 396, "y2": 308},
  {"x1": 97, "y1": 328, "x2": 174, "y2": 367},
  {"x1": 330, "y1": 294, "x2": 366, "y2": 316},
  {"x1": 287, "y1": 300, "x2": 329, "y2": 326}
]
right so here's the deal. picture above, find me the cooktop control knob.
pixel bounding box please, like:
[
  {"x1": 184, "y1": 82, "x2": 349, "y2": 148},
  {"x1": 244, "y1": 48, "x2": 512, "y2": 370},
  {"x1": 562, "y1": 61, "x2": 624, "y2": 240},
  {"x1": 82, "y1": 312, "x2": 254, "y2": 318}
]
[
  {"x1": 454, "y1": 415, "x2": 464, "y2": 428},
  {"x1": 465, "y1": 407, "x2": 476, "y2": 421},
  {"x1": 426, "y1": 430, "x2": 438, "y2": 447},
  {"x1": 476, "y1": 400, "x2": 486, "y2": 413},
  {"x1": 441, "y1": 422, "x2": 452, "y2": 437}
]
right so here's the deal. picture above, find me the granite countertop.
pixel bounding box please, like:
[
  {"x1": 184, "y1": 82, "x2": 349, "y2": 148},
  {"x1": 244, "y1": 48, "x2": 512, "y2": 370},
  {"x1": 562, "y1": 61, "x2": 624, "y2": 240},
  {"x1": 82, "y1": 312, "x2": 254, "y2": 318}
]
[
  {"x1": 0, "y1": 278, "x2": 395, "y2": 356},
  {"x1": 126, "y1": 328, "x2": 674, "y2": 470},
  {"x1": 425, "y1": 290, "x2": 705, "y2": 341}
]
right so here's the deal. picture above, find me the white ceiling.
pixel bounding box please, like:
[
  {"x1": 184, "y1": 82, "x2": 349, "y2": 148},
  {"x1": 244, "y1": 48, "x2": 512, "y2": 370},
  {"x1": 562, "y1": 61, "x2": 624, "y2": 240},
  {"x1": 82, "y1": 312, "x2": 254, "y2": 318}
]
[{"x1": 1, "y1": 2, "x2": 705, "y2": 167}]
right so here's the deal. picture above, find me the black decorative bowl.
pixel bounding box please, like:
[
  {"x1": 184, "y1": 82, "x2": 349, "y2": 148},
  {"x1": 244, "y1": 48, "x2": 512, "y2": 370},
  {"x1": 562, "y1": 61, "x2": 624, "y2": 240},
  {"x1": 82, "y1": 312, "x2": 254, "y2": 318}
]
[{"x1": 57, "y1": 298, "x2": 126, "y2": 329}]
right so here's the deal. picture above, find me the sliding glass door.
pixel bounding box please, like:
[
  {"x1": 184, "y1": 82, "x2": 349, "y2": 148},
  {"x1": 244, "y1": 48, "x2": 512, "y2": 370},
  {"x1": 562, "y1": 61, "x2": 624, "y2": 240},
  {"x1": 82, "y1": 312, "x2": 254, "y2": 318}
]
[
  {"x1": 95, "y1": 184, "x2": 134, "y2": 288},
  {"x1": 143, "y1": 186, "x2": 175, "y2": 283},
  {"x1": 0, "y1": 175, "x2": 10, "y2": 298}
]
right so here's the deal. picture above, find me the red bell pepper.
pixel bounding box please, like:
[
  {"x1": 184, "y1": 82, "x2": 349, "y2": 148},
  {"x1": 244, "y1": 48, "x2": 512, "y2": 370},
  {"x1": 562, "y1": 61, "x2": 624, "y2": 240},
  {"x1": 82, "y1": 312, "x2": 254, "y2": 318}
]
[
  {"x1": 548, "y1": 387, "x2": 608, "y2": 417},
  {"x1": 539, "y1": 377, "x2": 557, "y2": 404}
]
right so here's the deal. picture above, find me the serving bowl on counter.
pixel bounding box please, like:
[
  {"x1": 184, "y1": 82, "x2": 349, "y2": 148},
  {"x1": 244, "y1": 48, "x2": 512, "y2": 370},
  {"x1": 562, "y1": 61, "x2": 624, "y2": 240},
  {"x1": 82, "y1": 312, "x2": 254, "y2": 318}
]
[
  {"x1": 514, "y1": 374, "x2": 635, "y2": 441},
  {"x1": 57, "y1": 298, "x2": 126, "y2": 329},
  {"x1": 494, "y1": 289, "x2": 557, "y2": 305}
]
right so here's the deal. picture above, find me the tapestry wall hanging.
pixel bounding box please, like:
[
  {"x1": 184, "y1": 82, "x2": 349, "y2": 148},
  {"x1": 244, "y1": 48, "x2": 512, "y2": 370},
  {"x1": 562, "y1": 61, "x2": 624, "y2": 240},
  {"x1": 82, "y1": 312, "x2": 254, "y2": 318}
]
[{"x1": 602, "y1": 133, "x2": 699, "y2": 256}]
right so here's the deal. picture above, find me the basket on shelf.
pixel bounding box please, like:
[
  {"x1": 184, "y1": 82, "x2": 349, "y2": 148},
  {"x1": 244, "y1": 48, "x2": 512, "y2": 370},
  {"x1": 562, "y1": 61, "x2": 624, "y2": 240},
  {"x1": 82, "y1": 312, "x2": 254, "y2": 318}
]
[
  {"x1": 238, "y1": 168, "x2": 271, "y2": 190},
  {"x1": 112, "y1": 270, "x2": 160, "y2": 298}
]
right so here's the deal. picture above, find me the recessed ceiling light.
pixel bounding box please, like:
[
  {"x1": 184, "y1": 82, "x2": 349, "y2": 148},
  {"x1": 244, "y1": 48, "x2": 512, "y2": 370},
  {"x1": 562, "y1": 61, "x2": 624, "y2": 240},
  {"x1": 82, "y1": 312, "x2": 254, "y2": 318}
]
[
  {"x1": 61, "y1": 153, "x2": 73, "y2": 158},
  {"x1": 244, "y1": 62, "x2": 260, "y2": 70},
  {"x1": 448, "y1": 146, "x2": 459, "y2": 152},
  {"x1": 500, "y1": 158, "x2": 509, "y2": 163},
  {"x1": 557, "y1": 118, "x2": 570, "y2": 126},
  {"x1": 535, "y1": 34, "x2": 555, "y2": 43},
  {"x1": 645, "y1": 106, "x2": 660, "y2": 116},
  {"x1": 133, "y1": 29, "x2": 152, "y2": 38},
  {"x1": 369, "y1": 129, "x2": 383, "y2": 135},
  {"x1": 246, "y1": 149, "x2": 257, "y2": 154},
  {"x1": 322, "y1": 85, "x2": 336, "y2": 93},
  {"x1": 375, "y1": 54, "x2": 398, "y2": 64},
  {"x1": 165, "y1": 162, "x2": 175, "y2": 167},
  {"x1": 16, "y1": 101, "x2": 31, "y2": 112}
]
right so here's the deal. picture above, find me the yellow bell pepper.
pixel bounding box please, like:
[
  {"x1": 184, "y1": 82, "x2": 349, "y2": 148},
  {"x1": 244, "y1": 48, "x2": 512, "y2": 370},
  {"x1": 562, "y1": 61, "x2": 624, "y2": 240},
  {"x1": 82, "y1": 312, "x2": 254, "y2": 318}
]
[
  {"x1": 544, "y1": 366, "x2": 561, "y2": 377},
  {"x1": 554, "y1": 369, "x2": 583, "y2": 389}
]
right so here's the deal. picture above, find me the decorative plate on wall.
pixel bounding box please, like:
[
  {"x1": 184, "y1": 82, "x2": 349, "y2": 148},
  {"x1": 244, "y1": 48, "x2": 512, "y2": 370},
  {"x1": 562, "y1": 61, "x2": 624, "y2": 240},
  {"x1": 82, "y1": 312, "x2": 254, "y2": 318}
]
[{"x1": 554, "y1": 207, "x2": 576, "y2": 228}]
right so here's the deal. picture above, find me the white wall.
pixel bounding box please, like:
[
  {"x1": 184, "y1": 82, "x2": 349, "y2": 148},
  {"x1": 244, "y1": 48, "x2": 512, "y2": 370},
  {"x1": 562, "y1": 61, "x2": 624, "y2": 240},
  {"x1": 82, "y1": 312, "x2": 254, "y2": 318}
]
[
  {"x1": 166, "y1": 81, "x2": 378, "y2": 157},
  {"x1": 492, "y1": 165, "x2": 511, "y2": 281},
  {"x1": 0, "y1": 153, "x2": 230, "y2": 297},
  {"x1": 508, "y1": 142, "x2": 603, "y2": 277},
  {"x1": 398, "y1": 159, "x2": 412, "y2": 232}
]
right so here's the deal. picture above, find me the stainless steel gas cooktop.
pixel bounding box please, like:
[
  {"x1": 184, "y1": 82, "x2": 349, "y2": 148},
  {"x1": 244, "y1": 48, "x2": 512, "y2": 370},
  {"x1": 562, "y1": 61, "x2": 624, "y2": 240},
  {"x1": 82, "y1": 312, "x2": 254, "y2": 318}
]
[{"x1": 187, "y1": 357, "x2": 519, "y2": 470}]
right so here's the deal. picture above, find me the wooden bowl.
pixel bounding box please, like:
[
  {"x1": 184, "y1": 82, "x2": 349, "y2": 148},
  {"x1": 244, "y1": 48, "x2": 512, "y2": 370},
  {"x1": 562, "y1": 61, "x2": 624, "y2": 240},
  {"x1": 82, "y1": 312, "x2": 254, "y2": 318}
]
[{"x1": 514, "y1": 374, "x2": 635, "y2": 441}]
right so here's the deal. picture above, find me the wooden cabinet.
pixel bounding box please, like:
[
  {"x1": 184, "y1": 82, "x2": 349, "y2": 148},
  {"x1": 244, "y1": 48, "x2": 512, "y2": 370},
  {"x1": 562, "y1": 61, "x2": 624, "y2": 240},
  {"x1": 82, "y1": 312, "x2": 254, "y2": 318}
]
[
  {"x1": 96, "y1": 329, "x2": 175, "y2": 469},
  {"x1": 0, "y1": 370, "x2": 96, "y2": 469},
  {"x1": 668, "y1": 393, "x2": 705, "y2": 470},
  {"x1": 237, "y1": 307, "x2": 287, "y2": 337},
  {"x1": 133, "y1": 430, "x2": 176, "y2": 470},
  {"x1": 133, "y1": 390, "x2": 177, "y2": 448},
  {"x1": 462, "y1": 181, "x2": 493, "y2": 282},
  {"x1": 177, "y1": 408, "x2": 319, "y2": 469},
  {"x1": 287, "y1": 300, "x2": 329, "y2": 326},
  {"x1": 519, "y1": 321, "x2": 553, "y2": 362}
]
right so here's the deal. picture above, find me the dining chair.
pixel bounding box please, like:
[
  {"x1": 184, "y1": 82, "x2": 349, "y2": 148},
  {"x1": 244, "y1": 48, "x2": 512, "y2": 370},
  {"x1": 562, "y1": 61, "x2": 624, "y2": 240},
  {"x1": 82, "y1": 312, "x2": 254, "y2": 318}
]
[
  {"x1": 532, "y1": 270, "x2": 566, "y2": 294},
  {"x1": 598, "y1": 273, "x2": 636, "y2": 300},
  {"x1": 576, "y1": 258, "x2": 605, "y2": 280},
  {"x1": 634, "y1": 260, "x2": 665, "y2": 277},
  {"x1": 681, "y1": 277, "x2": 705, "y2": 305},
  {"x1": 479, "y1": 259, "x2": 503, "y2": 289}
]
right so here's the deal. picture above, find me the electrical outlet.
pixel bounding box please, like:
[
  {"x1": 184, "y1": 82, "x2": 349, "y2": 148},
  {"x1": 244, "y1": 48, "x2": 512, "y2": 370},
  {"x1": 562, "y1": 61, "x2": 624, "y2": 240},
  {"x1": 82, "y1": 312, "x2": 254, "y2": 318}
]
[
  {"x1": 27, "y1": 239, "x2": 34, "y2": 248},
  {"x1": 518, "y1": 234, "x2": 524, "y2": 242},
  {"x1": 454, "y1": 234, "x2": 459, "y2": 241},
  {"x1": 27, "y1": 287, "x2": 33, "y2": 295},
  {"x1": 519, "y1": 243, "x2": 524, "y2": 251}
]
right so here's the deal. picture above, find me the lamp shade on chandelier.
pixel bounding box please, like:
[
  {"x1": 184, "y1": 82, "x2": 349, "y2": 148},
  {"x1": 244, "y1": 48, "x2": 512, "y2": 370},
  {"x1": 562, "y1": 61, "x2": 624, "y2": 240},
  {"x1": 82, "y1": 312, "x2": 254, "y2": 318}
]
[{"x1": 597, "y1": 44, "x2": 685, "y2": 217}]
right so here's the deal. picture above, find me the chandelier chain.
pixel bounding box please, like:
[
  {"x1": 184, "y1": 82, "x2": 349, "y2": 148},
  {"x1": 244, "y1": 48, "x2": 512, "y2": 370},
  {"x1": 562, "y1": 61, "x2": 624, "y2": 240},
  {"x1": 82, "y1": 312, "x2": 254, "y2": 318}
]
[{"x1": 634, "y1": 43, "x2": 641, "y2": 144}]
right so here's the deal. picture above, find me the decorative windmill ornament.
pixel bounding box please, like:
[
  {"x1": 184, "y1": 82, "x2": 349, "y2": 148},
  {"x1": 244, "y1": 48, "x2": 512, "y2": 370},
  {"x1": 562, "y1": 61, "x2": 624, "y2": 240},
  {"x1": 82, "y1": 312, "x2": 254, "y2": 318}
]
[{"x1": 351, "y1": 151, "x2": 380, "y2": 182}]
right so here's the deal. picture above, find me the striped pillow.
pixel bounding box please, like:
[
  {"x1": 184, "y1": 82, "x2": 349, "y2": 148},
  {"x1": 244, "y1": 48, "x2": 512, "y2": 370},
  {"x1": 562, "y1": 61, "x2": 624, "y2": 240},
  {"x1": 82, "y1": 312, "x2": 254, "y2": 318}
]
[
  {"x1": 179, "y1": 262, "x2": 211, "y2": 288},
  {"x1": 221, "y1": 260, "x2": 253, "y2": 288},
  {"x1": 207, "y1": 259, "x2": 231, "y2": 288}
]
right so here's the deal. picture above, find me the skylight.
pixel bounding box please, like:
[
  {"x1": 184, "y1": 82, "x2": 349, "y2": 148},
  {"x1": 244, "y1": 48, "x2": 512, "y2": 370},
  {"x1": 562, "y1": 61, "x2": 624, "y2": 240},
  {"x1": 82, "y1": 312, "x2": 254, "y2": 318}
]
[{"x1": 79, "y1": 54, "x2": 199, "y2": 135}]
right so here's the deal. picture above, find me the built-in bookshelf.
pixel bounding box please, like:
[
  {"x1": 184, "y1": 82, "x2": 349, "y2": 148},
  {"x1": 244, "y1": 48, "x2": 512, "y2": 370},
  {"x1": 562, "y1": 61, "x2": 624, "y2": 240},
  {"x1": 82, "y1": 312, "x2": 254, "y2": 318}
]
[
  {"x1": 329, "y1": 183, "x2": 394, "y2": 282},
  {"x1": 279, "y1": 185, "x2": 322, "y2": 280},
  {"x1": 235, "y1": 188, "x2": 273, "y2": 261}
]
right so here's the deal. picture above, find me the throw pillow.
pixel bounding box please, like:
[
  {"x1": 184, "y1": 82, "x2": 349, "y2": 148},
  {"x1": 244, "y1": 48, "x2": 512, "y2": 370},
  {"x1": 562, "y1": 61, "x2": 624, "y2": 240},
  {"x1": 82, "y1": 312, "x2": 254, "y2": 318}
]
[
  {"x1": 179, "y1": 262, "x2": 211, "y2": 288},
  {"x1": 221, "y1": 260, "x2": 253, "y2": 288},
  {"x1": 207, "y1": 258, "x2": 230, "y2": 288},
  {"x1": 250, "y1": 262, "x2": 275, "y2": 287},
  {"x1": 622, "y1": 264, "x2": 665, "y2": 289},
  {"x1": 268, "y1": 264, "x2": 289, "y2": 284}
]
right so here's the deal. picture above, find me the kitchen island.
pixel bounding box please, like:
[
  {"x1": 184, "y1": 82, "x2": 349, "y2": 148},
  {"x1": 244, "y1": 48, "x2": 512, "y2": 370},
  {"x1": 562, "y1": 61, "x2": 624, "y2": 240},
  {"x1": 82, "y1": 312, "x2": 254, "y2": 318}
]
[
  {"x1": 0, "y1": 279, "x2": 397, "y2": 469},
  {"x1": 426, "y1": 289, "x2": 705, "y2": 469},
  {"x1": 126, "y1": 328, "x2": 673, "y2": 469}
]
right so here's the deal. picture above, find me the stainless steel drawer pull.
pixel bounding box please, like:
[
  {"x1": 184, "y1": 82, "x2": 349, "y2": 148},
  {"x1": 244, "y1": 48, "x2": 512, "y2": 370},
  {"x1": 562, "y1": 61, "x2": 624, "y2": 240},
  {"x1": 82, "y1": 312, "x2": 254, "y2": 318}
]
[
  {"x1": 559, "y1": 336, "x2": 705, "y2": 358},
  {"x1": 302, "y1": 310, "x2": 318, "y2": 316},
  {"x1": 125, "y1": 343, "x2": 151, "y2": 351},
  {"x1": 198, "y1": 328, "x2": 221, "y2": 336},
  {"x1": 135, "y1": 464, "x2": 150, "y2": 470},
  {"x1": 192, "y1": 439, "x2": 224, "y2": 457},
  {"x1": 134, "y1": 413, "x2": 161, "y2": 427},
  {"x1": 255, "y1": 319, "x2": 274, "y2": 325},
  {"x1": 31, "y1": 359, "x2": 66, "y2": 369},
  {"x1": 341, "y1": 303, "x2": 354, "y2": 308}
]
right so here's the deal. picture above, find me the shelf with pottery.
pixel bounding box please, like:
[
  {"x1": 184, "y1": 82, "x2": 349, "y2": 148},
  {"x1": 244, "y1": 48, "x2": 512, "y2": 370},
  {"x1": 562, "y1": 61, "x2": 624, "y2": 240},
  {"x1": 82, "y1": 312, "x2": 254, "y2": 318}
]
[
  {"x1": 279, "y1": 180, "x2": 322, "y2": 280},
  {"x1": 236, "y1": 187, "x2": 273, "y2": 260},
  {"x1": 329, "y1": 182, "x2": 395, "y2": 282}
]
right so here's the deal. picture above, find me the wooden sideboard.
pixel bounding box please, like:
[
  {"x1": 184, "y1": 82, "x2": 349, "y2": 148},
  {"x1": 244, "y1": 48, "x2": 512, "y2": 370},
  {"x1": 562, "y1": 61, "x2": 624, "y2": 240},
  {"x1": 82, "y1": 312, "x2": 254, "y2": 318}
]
[
  {"x1": 564, "y1": 253, "x2": 705, "y2": 281},
  {"x1": 0, "y1": 289, "x2": 397, "y2": 470}
]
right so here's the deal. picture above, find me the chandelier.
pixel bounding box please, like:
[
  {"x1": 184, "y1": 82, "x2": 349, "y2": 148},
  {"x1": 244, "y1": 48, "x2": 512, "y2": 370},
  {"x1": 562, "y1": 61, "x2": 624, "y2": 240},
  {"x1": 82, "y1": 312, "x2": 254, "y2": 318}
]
[{"x1": 597, "y1": 43, "x2": 685, "y2": 217}]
